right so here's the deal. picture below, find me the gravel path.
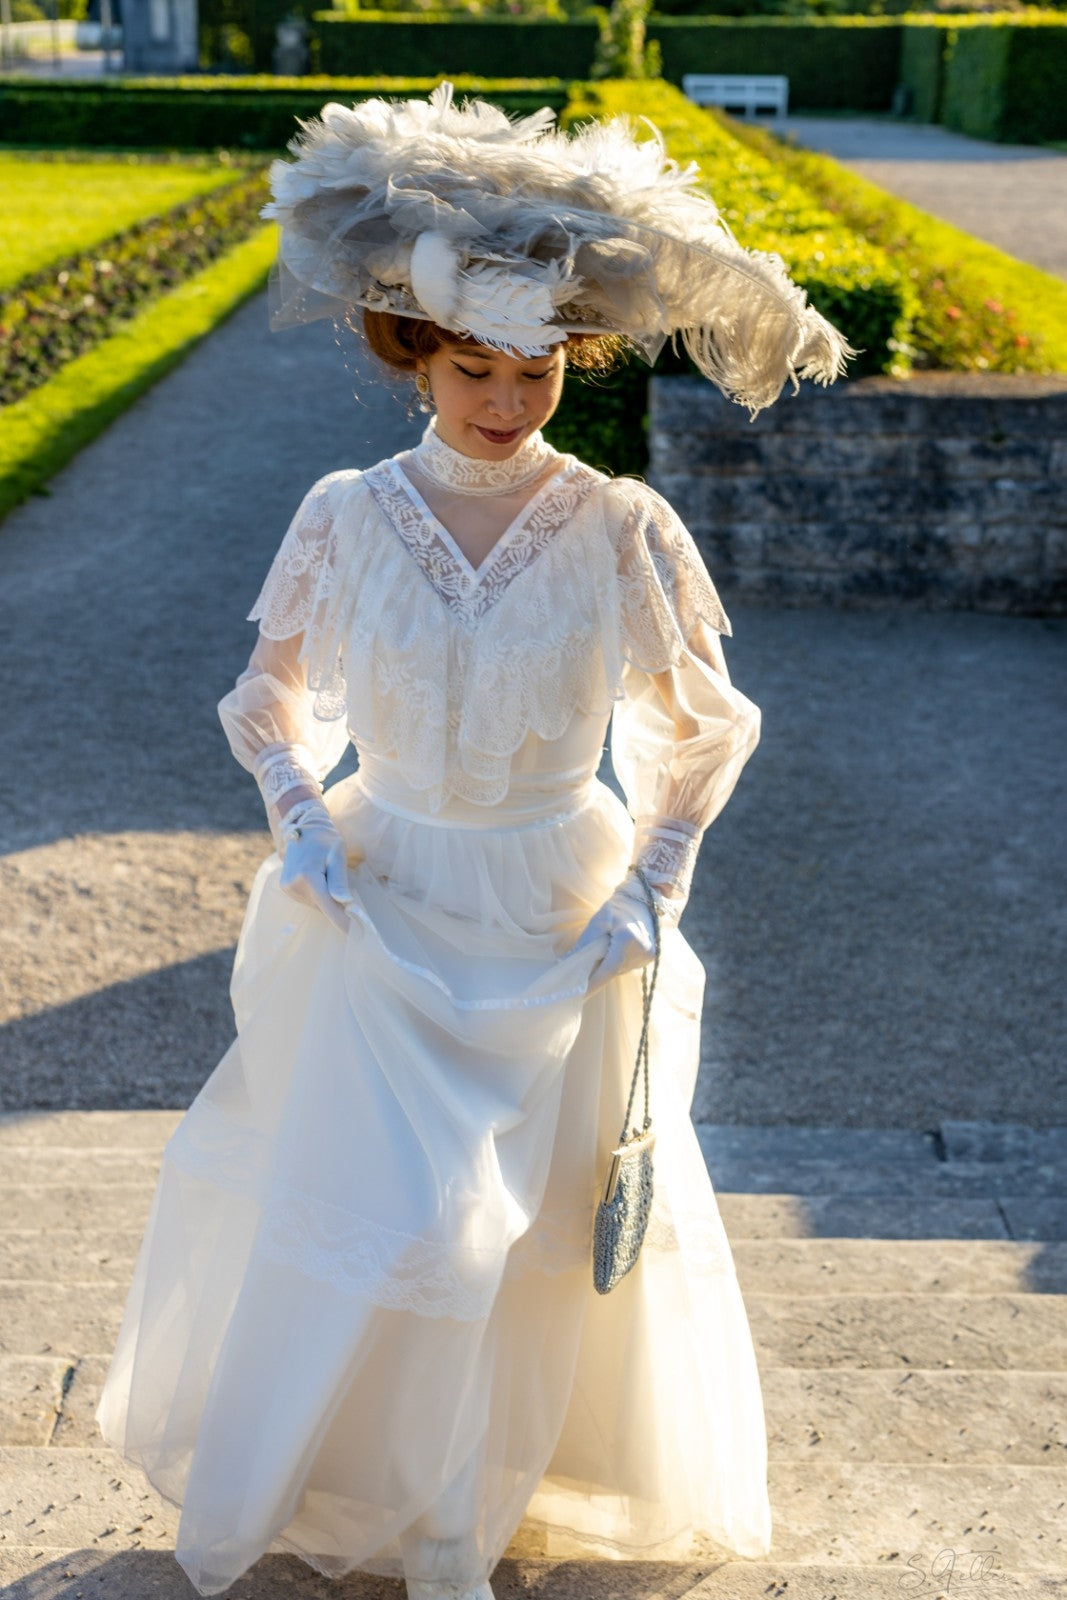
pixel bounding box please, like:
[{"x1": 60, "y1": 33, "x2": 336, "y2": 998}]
[
  {"x1": 782, "y1": 117, "x2": 1067, "y2": 280},
  {"x1": 1, "y1": 293, "x2": 1064, "y2": 1126}
]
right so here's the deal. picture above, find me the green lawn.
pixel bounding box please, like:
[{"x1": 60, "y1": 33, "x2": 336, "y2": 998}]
[{"x1": 0, "y1": 153, "x2": 244, "y2": 289}]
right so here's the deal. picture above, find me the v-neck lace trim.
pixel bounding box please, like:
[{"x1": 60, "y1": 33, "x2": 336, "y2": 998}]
[
  {"x1": 364, "y1": 456, "x2": 599, "y2": 627},
  {"x1": 411, "y1": 419, "x2": 556, "y2": 495}
]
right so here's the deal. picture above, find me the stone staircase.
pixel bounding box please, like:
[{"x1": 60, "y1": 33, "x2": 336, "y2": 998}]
[{"x1": 0, "y1": 1112, "x2": 1064, "y2": 1600}]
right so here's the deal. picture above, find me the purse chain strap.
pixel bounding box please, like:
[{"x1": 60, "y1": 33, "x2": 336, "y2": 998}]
[{"x1": 617, "y1": 866, "x2": 662, "y2": 1146}]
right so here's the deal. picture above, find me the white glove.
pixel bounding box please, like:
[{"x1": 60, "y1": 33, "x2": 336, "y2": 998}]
[
  {"x1": 571, "y1": 870, "x2": 659, "y2": 991},
  {"x1": 278, "y1": 797, "x2": 353, "y2": 934}
]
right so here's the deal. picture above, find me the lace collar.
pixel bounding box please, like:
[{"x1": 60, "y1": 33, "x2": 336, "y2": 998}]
[{"x1": 410, "y1": 419, "x2": 557, "y2": 496}]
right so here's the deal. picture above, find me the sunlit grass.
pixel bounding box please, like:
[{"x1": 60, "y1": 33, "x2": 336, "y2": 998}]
[
  {"x1": 0, "y1": 224, "x2": 277, "y2": 519},
  {"x1": 0, "y1": 152, "x2": 243, "y2": 290}
]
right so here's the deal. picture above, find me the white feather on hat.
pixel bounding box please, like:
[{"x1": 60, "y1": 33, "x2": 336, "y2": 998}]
[{"x1": 263, "y1": 81, "x2": 852, "y2": 413}]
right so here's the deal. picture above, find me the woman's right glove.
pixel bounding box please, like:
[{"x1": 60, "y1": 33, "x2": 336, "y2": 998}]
[{"x1": 278, "y1": 797, "x2": 353, "y2": 934}]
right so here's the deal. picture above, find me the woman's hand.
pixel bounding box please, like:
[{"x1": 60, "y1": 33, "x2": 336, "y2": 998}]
[
  {"x1": 278, "y1": 799, "x2": 353, "y2": 933},
  {"x1": 570, "y1": 872, "x2": 659, "y2": 991}
]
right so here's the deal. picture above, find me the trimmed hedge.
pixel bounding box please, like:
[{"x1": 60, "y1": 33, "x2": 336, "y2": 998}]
[
  {"x1": 569, "y1": 79, "x2": 912, "y2": 374},
  {"x1": 1, "y1": 171, "x2": 269, "y2": 405},
  {"x1": 315, "y1": 14, "x2": 598, "y2": 79},
  {"x1": 727, "y1": 115, "x2": 1067, "y2": 373},
  {"x1": 898, "y1": 20, "x2": 945, "y2": 123},
  {"x1": 0, "y1": 75, "x2": 569, "y2": 150},
  {"x1": 940, "y1": 17, "x2": 1067, "y2": 143},
  {"x1": 894, "y1": 14, "x2": 1067, "y2": 142},
  {"x1": 311, "y1": 13, "x2": 906, "y2": 108},
  {"x1": 646, "y1": 16, "x2": 903, "y2": 111}
]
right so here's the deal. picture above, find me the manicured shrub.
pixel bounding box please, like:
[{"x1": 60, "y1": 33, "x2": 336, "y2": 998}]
[
  {"x1": 726, "y1": 114, "x2": 1067, "y2": 373},
  {"x1": 314, "y1": 15, "x2": 598, "y2": 79},
  {"x1": 567, "y1": 80, "x2": 913, "y2": 375},
  {"x1": 551, "y1": 80, "x2": 913, "y2": 473},
  {"x1": 898, "y1": 20, "x2": 945, "y2": 123},
  {"x1": 645, "y1": 16, "x2": 904, "y2": 111},
  {"x1": 0, "y1": 76, "x2": 569, "y2": 150},
  {"x1": 940, "y1": 16, "x2": 1067, "y2": 143},
  {"x1": 312, "y1": 14, "x2": 570, "y2": 79}
]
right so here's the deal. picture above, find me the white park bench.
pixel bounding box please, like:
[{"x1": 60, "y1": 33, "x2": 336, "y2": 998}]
[{"x1": 681, "y1": 74, "x2": 790, "y2": 120}]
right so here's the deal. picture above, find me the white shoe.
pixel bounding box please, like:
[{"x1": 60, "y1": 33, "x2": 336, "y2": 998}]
[{"x1": 405, "y1": 1582, "x2": 494, "y2": 1600}]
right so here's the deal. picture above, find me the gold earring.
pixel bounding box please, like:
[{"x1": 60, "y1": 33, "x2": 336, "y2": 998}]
[{"x1": 414, "y1": 372, "x2": 433, "y2": 413}]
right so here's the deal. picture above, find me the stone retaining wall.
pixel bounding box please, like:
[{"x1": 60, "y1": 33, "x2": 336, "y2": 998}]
[{"x1": 649, "y1": 373, "x2": 1067, "y2": 613}]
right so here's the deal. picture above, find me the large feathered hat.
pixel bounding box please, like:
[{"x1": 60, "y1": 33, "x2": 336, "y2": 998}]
[{"x1": 263, "y1": 81, "x2": 851, "y2": 413}]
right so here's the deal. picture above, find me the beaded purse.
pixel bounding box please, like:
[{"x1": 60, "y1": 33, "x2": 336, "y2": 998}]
[{"x1": 592, "y1": 868, "x2": 662, "y2": 1296}]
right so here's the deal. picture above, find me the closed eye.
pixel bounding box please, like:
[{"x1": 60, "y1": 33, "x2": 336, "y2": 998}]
[{"x1": 451, "y1": 361, "x2": 554, "y2": 381}]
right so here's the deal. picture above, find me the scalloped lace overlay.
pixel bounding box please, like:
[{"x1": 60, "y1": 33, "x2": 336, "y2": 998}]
[
  {"x1": 167, "y1": 1105, "x2": 733, "y2": 1324},
  {"x1": 244, "y1": 459, "x2": 735, "y2": 812},
  {"x1": 365, "y1": 458, "x2": 599, "y2": 628}
]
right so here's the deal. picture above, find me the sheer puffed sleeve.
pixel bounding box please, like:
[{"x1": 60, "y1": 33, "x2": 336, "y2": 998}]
[
  {"x1": 218, "y1": 471, "x2": 357, "y2": 838},
  {"x1": 606, "y1": 479, "x2": 761, "y2": 920}
]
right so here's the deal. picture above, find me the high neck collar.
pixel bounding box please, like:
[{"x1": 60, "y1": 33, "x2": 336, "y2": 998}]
[{"x1": 411, "y1": 419, "x2": 556, "y2": 494}]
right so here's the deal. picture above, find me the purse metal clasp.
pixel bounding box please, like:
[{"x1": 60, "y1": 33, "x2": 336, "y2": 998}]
[{"x1": 602, "y1": 1128, "x2": 656, "y2": 1205}]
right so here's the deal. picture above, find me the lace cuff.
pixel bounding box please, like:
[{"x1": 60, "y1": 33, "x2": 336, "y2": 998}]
[
  {"x1": 630, "y1": 816, "x2": 703, "y2": 927},
  {"x1": 251, "y1": 743, "x2": 324, "y2": 842}
]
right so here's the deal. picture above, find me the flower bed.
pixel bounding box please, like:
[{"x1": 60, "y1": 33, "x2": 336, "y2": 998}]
[
  {"x1": 0, "y1": 227, "x2": 277, "y2": 521},
  {"x1": 724, "y1": 115, "x2": 1067, "y2": 376},
  {"x1": 0, "y1": 151, "x2": 246, "y2": 290},
  {"x1": 0, "y1": 168, "x2": 269, "y2": 407}
]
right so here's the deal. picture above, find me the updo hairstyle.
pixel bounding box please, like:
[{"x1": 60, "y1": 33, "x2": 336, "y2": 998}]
[{"x1": 361, "y1": 309, "x2": 627, "y2": 376}]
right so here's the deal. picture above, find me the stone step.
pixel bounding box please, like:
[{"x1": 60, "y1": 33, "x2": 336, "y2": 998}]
[
  {"x1": 2, "y1": 1182, "x2": 1061, "y2": 1250},
  {"x1": 707, "y1": 1158, "x2": 1067, "y2": 1198},
  {"x1": 940, "y1": 1123, "x2": 1067, "y2": 1166},
  {"x1": 749, "y1": 1291, "x2": 1067, "y2": 1370},
  {"x1": 761, "y1": 1368, "x2": 1067, "y2": 1465},
  {"x1": 0, "y1": 1186, "x2": 154, "y2": 1234},
  {"x1": 733, "y1": 1238, "x2": 1067, "y2": 1295},
  {"x1": 7, "y1": 1182, "x2": 1061, "y2": 1245},
  {"x1": 3, "y1": 1278, "x2": 1064, "y2": 1371},
  {"x1": 0, "y1": 1451, "x2": 1063, "y2": 1568},
  {"x1": 5, "y1": 1354, "x2": 1062, "y2": 1466},
  {"x1": 4, "y1": 1230, "x2": 1063, "y2": 1297},
  {"x1": 0, "y1": 1111, "x2": 182, "y2": 1150},
  {"x1": 718, "y1": 1192, "x2": 1067, "y2": 1242},
  {"x1": 0, "y1": 1557, "x2": 1063, "y2": 1600},
  {"x1": 0, "y1": 1283, "x2": 121, "y2": 1361},
  {"x1": 0, "y1": 1231, "x2": 141, "y2": 1286},
  {"x1": 0, "y1": 1151, "x2": 164, "y2": 1187}
]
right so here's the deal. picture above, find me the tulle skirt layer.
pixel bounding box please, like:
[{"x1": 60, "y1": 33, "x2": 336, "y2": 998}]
[{"x1": 96, "y1": 774, "x2": 772, "y2": 1596}]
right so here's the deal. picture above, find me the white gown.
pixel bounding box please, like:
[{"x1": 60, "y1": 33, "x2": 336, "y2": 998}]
[{"x1": 96, "y1": 420, "x2": 772, "y2": 1597}]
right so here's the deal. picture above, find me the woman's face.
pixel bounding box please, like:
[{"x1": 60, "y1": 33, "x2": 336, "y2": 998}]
[{"x1": 416, "y1": 340, "x2": 566, "y2": 459}]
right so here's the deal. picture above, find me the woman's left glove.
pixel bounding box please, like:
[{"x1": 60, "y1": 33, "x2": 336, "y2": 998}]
[
  {"x1": 570, "y1": 871, "x2": 659, "y2": 990},
  {"x1": 278, "y1": 797, "x2": 353, "y2": 934}
]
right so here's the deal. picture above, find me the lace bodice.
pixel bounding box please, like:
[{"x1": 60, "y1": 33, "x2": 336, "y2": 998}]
[{"x1": 219, "y1": 424, "x2": 759, "y2": 826}]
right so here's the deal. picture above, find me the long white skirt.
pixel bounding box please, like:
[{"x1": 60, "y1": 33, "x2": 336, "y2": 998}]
[{"x1": 96, "y1": 773, "x2": 772, "y2": 1596}]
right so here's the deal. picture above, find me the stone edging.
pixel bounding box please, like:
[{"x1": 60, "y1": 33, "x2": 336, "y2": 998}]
[{"x1": 650, "y1": 373, "x2": 1067, "y2": 614}]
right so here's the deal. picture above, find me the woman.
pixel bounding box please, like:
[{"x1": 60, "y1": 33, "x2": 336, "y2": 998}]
[{"x1": 96, "y1": 84, "x2": 849, "y2": 1600}]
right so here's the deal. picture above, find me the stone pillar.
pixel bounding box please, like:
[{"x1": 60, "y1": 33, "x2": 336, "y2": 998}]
[{"x1": 122, "y1": 0, "x2": 198, "y2": 72}]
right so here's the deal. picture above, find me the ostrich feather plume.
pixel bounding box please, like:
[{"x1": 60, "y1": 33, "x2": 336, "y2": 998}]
[{"x1": 263, "y1": 81, "x2": 852, "y2": 412}]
